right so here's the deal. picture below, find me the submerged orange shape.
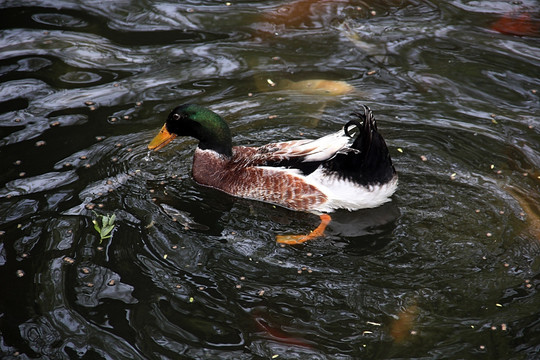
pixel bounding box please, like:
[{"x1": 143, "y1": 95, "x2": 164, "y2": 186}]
[
  {"x1": 261, "y1": 0, "x2": 344, "y2": 27},
  {"x1": 390, "y1": 304, "x2": 418, "y2": 343},
  {"x1": 491, "y1": 12, "x2": 540, "y2": 37},
  {"x1": 254, "y1": 317, "x2": 312, "y2": 348}
]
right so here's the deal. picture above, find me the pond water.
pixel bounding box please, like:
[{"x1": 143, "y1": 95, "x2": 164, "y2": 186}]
[{"x1": 1, "y1": 0, "x2": 539, "y2": 359}]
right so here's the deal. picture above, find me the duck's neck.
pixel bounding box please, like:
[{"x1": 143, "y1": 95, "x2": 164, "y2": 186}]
[
  {"x1": 198, "y1": 138, "x2": 232, "y2": 158},
  {"x1": 189, "y1": 109, "x2": 233, "y2": 157}
]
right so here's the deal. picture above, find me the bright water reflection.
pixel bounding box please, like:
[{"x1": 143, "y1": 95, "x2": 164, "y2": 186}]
[{"x1": 0, "y1": 0, "x2": 539, "y2": 359}]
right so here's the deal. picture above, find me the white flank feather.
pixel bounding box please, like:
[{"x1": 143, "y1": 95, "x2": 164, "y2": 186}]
[{"x1": 303, "y1": 168, "x2": 398, "y2": 212}]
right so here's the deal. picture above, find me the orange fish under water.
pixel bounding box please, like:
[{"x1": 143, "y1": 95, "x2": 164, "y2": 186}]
[
  {"x1": 260, "y1": 0, "x2": 348, "y2": 28},
  {"x1": 390, "y1": 304, "x2": 418, "y2": 343},
  {"x1": 491, "y1": 11, "x2": 540, "y2": 37},
  {"x1": 254, "y1": 317, "x2": 312, "y2": 348}
]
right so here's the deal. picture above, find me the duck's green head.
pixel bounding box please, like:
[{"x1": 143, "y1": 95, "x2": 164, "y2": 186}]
[{"x1": 148, "y1": 104, "x2": 233, "y2": 157}]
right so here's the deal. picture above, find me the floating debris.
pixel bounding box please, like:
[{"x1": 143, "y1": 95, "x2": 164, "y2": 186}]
[
  {"x1": 366, "y1": 321, "x2": 382, "y2": 326},
  {"x1": 16, "y1": 269, "x2": 25, "y2": 277}
]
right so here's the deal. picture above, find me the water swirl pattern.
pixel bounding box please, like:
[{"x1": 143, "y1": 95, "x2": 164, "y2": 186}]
[{"x1": 0, "y1": 0, "x2": 539, "y2": 359}]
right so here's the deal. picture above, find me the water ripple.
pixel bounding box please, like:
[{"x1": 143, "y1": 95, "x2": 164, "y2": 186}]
[{"x1": 1, "y1": 0, "x2": 539, "y2": 359}]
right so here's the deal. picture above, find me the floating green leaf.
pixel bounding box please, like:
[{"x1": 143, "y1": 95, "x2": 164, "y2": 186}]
[{"x1": 92, "y1": 212, "x2": 116, "y2": 243}]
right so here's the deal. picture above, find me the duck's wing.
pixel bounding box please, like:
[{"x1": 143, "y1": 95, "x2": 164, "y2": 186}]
[{"x1": 234, "y1": 130, "x2": 353, "y2": 176}]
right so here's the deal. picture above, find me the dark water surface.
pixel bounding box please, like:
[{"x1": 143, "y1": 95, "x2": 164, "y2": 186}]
[{"x1": 1, "y1": 0, "x2": 539, "y2": 359}]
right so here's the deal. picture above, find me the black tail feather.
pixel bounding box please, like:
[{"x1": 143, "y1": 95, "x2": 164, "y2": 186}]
[{"x1": 324, "y1": 105, "x2": 396, "y2": 186}]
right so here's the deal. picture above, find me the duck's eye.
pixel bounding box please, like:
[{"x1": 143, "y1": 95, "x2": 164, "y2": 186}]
[{"x1": 172, "y1": 113, "x2": 180, "y2": 121}]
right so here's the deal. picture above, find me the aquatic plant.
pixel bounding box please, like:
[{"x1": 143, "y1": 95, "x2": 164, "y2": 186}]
[{"x1": 92, "y1": 212, "x2": 116, "y2": 243}]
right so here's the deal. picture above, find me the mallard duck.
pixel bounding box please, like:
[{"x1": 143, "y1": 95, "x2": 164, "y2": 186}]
[{"x1": 148, "y1": 104, "x2": 397, "y2": 244}]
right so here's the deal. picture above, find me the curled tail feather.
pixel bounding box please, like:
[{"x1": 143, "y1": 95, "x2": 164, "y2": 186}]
[{"x1": 324, "y1": 105, "x2": 396, "y2": 186}]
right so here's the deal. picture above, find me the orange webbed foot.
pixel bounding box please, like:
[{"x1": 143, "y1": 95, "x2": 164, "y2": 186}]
[{"x1": 276, "y1": 214, "x2": 331, "y2": 245}]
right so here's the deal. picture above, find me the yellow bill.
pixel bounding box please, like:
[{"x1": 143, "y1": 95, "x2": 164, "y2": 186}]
[{"x1": 148, "y1": 124, "x2": 177, "y2": 151}]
